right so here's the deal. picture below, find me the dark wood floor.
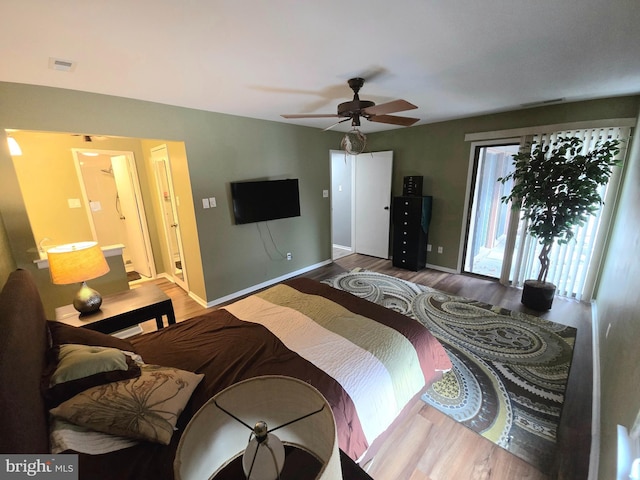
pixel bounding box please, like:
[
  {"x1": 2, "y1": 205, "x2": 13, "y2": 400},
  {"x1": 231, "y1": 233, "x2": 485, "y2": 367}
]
[{"x1": 146, "y1": 254, "x2": 592, "y2": 480}]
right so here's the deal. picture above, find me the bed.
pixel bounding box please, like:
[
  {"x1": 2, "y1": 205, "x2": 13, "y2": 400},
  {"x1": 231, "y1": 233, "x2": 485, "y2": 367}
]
[{"x1": 0, "y1": 269, "x2": 451, "y2": 479}]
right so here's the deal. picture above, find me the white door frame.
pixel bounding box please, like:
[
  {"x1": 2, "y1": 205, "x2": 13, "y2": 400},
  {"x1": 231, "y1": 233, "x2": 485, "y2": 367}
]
[
  {"x1": 151, "y1": 144, "x2": 189, "y2": 291},
  {"x1": 457, "y1": 138, "x2": 523, "y2": 278}
]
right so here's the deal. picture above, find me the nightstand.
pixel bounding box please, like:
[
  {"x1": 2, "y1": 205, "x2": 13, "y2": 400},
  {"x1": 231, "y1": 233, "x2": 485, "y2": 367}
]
[{"x1": 55, "y1": 283, "x2": 176, "y2": 334}]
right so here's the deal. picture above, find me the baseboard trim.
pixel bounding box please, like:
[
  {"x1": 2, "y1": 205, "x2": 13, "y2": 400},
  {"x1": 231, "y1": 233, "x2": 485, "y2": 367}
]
[
  {"x1": 153, "y1": 273, "x2": 207, "y2": 308},
  {"x1": 188, "y1": 291, "x2": 208, "y2": 308},
  {"x1": 206, "y1": 259, "x2": 333, "y2": 308},
  {"x1": 589, "y1": 300, "x2": 601, "y2": 480},
  {"x1": 425, "y1": 263, "x2": 458, "y2": 274}
]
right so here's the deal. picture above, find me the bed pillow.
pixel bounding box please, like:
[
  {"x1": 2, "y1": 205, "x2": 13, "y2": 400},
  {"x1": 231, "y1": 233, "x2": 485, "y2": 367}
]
[
  {"x1": 43, "y1": 344, "x2": 142, "y2": 408},
  {"x1": 50, "y1": 364, "x2": 204, "y2": 445},
  {"x1": 47, "y1": 320, "x2": 137, "y2": 352}
]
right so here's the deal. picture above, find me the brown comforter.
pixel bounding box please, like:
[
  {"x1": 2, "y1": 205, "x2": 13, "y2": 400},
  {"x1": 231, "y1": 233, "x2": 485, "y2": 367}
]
[{"x1": 73, "y1": 277, "x2": 450, "y2": 479}]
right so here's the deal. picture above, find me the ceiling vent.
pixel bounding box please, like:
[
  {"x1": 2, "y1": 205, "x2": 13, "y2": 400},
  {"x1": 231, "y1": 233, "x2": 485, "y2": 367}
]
[{"x1": 48, "y1": 57, "x2": 77, "y2": 72}]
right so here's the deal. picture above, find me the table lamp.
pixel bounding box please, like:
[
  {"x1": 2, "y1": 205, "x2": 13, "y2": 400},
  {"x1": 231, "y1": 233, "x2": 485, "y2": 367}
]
[
  {"x1": 175, "y1": 376, "x2": 343, "y2": 480},
  {"x1": 47, "y1": 241, "x2": 110, "y2": 314}
]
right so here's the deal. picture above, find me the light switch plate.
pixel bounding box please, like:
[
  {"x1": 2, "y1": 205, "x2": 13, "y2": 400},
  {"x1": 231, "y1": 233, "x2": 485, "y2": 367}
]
[
  {"x1": 209, "y1": 197, "x2": 217, "y2": 207},
  {"x1": 202, "y1": 198, "x2": 210, "y2": 209},
  {"x1": 323, "y1": 190, "x2": 329, "y2": 198}
]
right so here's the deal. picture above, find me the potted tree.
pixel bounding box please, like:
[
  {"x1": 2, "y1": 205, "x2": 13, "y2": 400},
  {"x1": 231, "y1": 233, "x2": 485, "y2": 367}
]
[{"x1": 498, "y1": 135, "x2": 621, "y2": 310}]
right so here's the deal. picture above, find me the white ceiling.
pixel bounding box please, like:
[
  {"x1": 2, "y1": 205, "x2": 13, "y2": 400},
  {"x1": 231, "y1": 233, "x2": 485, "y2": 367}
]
[{"x1": 1, "y1": 0, "x2": 639, "y2": 133}]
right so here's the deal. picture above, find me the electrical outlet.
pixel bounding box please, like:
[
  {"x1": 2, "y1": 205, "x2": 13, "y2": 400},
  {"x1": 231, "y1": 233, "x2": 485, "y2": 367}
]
[
  {"x1": 437, "y1": 246, "x2": 443, "y2": 254},
  {"x1": 286, "y1": 252, "x2": 292, "y2": 261}
]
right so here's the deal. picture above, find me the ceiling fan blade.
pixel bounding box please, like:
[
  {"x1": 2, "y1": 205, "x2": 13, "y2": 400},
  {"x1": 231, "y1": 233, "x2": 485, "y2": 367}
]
[
  {"x1": 369, "y1": 115, "x2": 420, "y2": 127},
  {"x1": 281, "y1": 113, "x2": 339, "y2": 119},
  {"x1": 323, "y1": 117, "x2": 352, "y2": 131},
  {"x1": 363, "y1": 99, "x2": 418, "y2": 116}
]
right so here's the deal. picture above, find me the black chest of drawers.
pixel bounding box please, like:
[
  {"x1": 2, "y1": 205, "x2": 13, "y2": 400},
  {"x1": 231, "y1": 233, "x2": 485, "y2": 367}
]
[{"x1": 392, "y1": 196, "x2": 433, "y2": 271}]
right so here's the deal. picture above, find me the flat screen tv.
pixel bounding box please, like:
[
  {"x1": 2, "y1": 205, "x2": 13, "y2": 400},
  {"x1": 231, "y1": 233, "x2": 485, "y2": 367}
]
[{"x1": 231, "y1": 179, "x2": 301, "y2": 225}]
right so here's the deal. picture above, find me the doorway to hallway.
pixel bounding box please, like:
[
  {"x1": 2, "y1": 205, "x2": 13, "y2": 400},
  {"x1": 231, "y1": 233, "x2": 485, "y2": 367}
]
[{"x1": 330, "y1": 150, "x2": 393, "y2": 260}]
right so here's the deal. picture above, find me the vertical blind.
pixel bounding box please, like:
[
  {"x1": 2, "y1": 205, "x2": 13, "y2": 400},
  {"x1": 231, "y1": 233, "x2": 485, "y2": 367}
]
[{"x1": 508, "y1": 126, "x2": 631, "y2": 301}]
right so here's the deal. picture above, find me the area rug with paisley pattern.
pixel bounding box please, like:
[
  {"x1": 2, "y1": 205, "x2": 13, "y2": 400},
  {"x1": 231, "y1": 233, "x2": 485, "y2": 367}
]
[{"x1": 322, "y1": 269, "x2": 576, "y2": 475}]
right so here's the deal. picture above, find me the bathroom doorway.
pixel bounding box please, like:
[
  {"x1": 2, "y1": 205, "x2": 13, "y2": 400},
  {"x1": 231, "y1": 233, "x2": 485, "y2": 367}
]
[
  {"x1": 151, "y1": 145, "x2": 188, "y2": 291},
  {"x1": 73, "y1": 148, "x2": 155, "y2": 282}
]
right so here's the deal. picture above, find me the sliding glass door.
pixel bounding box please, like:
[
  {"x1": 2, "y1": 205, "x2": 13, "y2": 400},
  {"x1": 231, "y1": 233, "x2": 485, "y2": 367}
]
[
  {"x1": 463, "y1": 143, "x2": 520, "y2": 278},
  {"x1": 463, "y1": 126, "x2": 630, "y2": 301}
]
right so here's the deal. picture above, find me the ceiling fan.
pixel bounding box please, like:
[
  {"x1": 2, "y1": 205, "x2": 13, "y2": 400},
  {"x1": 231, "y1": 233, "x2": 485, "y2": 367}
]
[{"x1": 281, "y1": 77, "x2": 420, "y2": 129}]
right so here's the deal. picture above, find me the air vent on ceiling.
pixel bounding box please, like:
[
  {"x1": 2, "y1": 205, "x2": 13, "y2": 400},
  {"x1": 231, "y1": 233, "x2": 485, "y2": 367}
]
[{"x1": 48, "y1": 57, "x2": 77, "y2": 72}]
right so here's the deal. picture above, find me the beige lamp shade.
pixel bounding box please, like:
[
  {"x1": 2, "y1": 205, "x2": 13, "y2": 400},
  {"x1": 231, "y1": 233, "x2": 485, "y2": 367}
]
[
  {"x1": 175, "y1": 375, "x2": 343, "y2": 480},
  {"x1": 47, "y1": 241, "x2": 110, "y2": 285}
]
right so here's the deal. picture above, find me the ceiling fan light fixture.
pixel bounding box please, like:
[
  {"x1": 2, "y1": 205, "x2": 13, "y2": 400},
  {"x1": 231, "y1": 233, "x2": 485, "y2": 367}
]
[
  {"x1": 341, "y1": 128, "x2": 367, "y2": 155},
  {"x1": 7, "y1": 136, "x2": 22, "y2": 156},
  {"x1": 281, "y1": 77, "x2": 420, "y2": 130}
]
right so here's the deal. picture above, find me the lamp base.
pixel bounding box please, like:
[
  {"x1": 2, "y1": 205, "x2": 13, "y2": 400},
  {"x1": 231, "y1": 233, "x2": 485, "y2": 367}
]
[
  {"x1": 242, "y1": 431, "x2": 285, "y2": 480},
  {"x1": 215, "y1": 446, "x2": 321, "y2": 480},
  {"x1": 73, "y1": 281, "x2": 103, "y2": 314}
]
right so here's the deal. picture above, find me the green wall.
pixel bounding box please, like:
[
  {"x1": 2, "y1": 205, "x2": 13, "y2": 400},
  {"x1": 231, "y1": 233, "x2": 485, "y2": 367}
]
[
  {"x1": 1, "y1": 81, "x2": 638, "y2": 300},
  {"x1": 594, "y1": 110, "x2": 640, "y2": 479},
  {"x1": 0, "y1": 81, "x2": 341, "y2": 302}
]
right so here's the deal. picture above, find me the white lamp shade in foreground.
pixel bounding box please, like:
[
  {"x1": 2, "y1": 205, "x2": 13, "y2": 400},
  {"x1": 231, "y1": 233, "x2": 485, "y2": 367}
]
[{"x1": 174, "y1": 375, "x2": 343, "y2": 480}]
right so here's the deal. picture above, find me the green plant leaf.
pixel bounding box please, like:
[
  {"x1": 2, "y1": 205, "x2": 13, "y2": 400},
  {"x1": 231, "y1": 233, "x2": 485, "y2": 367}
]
[{"x1": 499, "y1": 136, "x2": 622, "y2": 280}]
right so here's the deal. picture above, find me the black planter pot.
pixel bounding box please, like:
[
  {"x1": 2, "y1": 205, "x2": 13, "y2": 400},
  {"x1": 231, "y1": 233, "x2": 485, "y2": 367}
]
[{"x1": 521, "y1": 280, "x2": 556, "y2": 310}]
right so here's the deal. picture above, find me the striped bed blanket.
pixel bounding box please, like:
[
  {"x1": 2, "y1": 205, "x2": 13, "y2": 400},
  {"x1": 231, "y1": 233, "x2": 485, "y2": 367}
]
[{"x1": 224, "y1": 278, "x2": 451, "y2": 458}]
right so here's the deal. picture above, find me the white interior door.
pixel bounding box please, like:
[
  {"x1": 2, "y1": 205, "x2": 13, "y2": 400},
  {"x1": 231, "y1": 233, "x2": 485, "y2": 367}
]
[
  {"x1": 151, "y1": 145, "x2": 188, "y2": 290},
  {"x1": 111, "y1": 155, "x2": 153, "y2": 277},
  {"x1": 354, "y1": 151, "x2": 393, "y2": 258}
]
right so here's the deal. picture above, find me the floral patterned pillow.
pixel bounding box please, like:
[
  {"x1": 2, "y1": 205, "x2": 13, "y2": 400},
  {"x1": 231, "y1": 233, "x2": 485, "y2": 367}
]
[{"x1": 50, "y1": 364, "x2": 203, "y2": 445}]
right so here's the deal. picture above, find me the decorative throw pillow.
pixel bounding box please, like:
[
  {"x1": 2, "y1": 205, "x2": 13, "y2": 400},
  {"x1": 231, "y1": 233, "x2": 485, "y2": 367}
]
[
  {"x1": 43, "y1": 344, "x2": 142, "y2": 408},
  {"x1": 52, "y1": 344, "x2": 129, "y2": 384},
  {"x1": 50, "y1": 364, "x2": 204, "y2": 445}
]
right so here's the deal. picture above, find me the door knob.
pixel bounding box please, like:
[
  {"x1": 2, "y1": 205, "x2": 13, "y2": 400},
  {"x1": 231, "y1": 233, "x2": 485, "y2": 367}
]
[{"x1": 384, "y1": 206, "x2": 389, "y2": 210}]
